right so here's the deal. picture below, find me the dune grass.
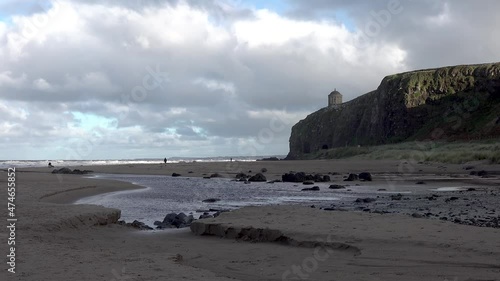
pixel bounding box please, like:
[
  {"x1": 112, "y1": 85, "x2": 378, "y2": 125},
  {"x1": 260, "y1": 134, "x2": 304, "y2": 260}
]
[{"x1": 314, "y1": 140, "x2": 500, "y2": 164}]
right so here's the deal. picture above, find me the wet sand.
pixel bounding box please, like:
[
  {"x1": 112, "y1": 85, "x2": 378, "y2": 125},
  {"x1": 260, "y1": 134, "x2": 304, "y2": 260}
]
[{"x1": 2, "y1": 159, "x2": 499, "y2": 280}]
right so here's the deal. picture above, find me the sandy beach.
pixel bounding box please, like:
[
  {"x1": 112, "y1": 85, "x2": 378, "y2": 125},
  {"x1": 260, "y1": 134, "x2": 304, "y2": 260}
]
[{"x1": 2, "y1": 159, "x2": 500, "y2": 281}]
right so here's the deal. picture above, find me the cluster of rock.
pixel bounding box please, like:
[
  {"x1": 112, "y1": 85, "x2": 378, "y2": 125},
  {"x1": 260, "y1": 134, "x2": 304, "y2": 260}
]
[
  {"x1": 281, "y1": 172, "x2": 331, "y2": 183},
  {"x1": 323, "y1": 187, "x2": 499, "y2": 228},
  {"x1": 344, "y1": 172, "x2": 372, "y2": 181},
  {"x1": 118, "y1": 220, "x2": 153, "y2": 230},
  {"x1": 469, "y1": 170, "x2": 490, "y2": 177},
  {"x1": 52, "y1": 168, "x2": 93, "y2": 175},
  {"x1": 257, "y1": 157, "x2": 280, "y2": 161},
  {"x1": 154, "y1": 213, "x2": 195, "y2": 229},
  {"x1": 119, "y1": 208, "x2": 230, "y2": 231},
  {"x1": 235, "y1": 172, "x2": 267, "y2": 182},
  {"x1": 197, "y1": 209, "x2": 228, "y2": 219}
]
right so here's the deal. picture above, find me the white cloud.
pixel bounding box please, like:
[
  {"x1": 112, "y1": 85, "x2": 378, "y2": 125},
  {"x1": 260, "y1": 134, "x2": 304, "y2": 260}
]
[
  {"x1": 234, "y1": 9, "x2": 348, "y2": 52},
  {"x1": 135, "y1": 35, "x2": 150, "y2": 49},
  {"x1": 425, "y1": 2, "x2": 452, "y2": 26},
  {"x1": 193, "y1": 77, "x2": 236, "y2": 95},
  {"x1": 33, "y1": 78, "x2": 53, "y2": 91},
  {"x1": 0, "y1": 0, "x2": 497, "y2": 159},
  {"x1": 63, "y1": 72, "x2": 120, "y2": 93},
  {"x1": 0, "y1": 101, "x2": 29, "y2": 120},
  {"x1": 0, "y1": 71, "x2": 26, "y2": 88}
]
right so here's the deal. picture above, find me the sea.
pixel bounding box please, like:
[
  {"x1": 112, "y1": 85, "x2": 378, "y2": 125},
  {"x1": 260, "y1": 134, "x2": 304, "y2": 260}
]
[{"x1": 0, "y1": 156, "x2": 270, "y2": 169}]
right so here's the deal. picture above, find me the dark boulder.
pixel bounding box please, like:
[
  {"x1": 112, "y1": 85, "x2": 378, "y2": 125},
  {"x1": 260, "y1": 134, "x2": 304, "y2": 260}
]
[
  {"x1": 282, "y1": 172, "x2": 307, "y2": 182},
  {"x1": 295, "y1": 172, "x2": 307, "y2": 182},
  {"x1": 445, "y1": 197, "x2": 459, "y2": 202},
  {"x1": 171, "y1": 213, "x2": 194, "y2": 228},
  {"x1": 258, "y1": 157, "x2": 280, "y2": 161},
  {"x1": 344, "y1": 173, "x2": 359, "y2": 181},
  {"x1": 281, "y1": 173, "x2": 294, "y2": 182},
  {"x1": 248, "y1": 173, "x2": 267, "y2": 182},
  {"x1": 172, "y1": 173, "x2": 181, "y2": 177},
  {"x1": 312, "y1": 174, "x2": 331, "y2": 182},
  {"x1": 160, "y1": 212, "x2": 194, "y2": 229},
  {"x1": 329, "y1": 184, "x2": 346, "y2": 189},
  {"x1": 210, "y1": 173, "x2": 223, "y2": 178},
  {"x1": 71, "y1": 169, "x2": 93, "y2": 175},
  {"x1": 477, "y1": 170, "x2": 488, "y2": 177},
  {"x1": 313, "y1": 174, "x2": 323, "y2": 182},
  {"x1": 199, "y1": 212, "x2": 214, "y2": 219},
  {"x1": 121, "y1": 220, "x2": 154, "y2": 230},
  {"x1": 52, "y1": 168, "x2": 94, "y2": 175},
  {"x1": 470, "y1": 170, "x2": 488, "y2": 177},
  {"x1": 162, "y1": 213, "x2": 178, "y2": 224},
  {"x1": 52, "y1": 167, "x2": 72, "y2": 174},
  {"x1": 202, "y1": 198, "x2": 221, "y2": 203},
  {"x1": 235, "y1": 173, "x2": 247, "y2": 180},
  {"x1": 302, "y1": 186, "x2": 320, "y2": 191},
  {"x1": 355, "y1": 198, "x2": 376, "y2": 203},
  {"x1": 390, "y1": 193, "x2": 403, "y2": 200},
  {"x1": 358, "y1": 172, "x2": 372, "y2": 181}
]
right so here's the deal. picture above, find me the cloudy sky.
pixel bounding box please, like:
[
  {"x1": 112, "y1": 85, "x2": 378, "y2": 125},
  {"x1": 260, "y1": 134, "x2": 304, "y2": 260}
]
[{"x1": 0, "y1": 0, "x2": 498, "y2": 160}]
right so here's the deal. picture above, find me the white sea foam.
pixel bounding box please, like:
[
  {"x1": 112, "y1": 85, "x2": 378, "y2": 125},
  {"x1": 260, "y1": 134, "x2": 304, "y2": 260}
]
[{"x1": 0, "y1": 156, "x2": 280, "y2": 169}]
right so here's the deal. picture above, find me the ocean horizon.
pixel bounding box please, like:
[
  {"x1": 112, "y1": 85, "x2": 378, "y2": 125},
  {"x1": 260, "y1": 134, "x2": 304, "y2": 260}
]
[{"x1": 0, "y1": 155, "x2": 286, "y2": 169}]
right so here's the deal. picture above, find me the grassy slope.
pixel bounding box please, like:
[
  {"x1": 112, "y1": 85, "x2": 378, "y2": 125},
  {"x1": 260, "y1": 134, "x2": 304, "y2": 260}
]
[{"x1": 308, "y1": 141, "x2": 500, "y2": 164}]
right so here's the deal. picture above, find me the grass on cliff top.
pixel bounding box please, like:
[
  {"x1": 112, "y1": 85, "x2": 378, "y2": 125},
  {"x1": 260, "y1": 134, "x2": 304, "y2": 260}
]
[{"x1": 316, "y1": 140, "x2": 500, "y2": 164}]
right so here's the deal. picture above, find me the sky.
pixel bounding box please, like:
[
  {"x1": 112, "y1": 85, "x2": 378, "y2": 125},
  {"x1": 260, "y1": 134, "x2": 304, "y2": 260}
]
[{"x1": 0, "y1": 0, "x2": 499, "y2": 160}]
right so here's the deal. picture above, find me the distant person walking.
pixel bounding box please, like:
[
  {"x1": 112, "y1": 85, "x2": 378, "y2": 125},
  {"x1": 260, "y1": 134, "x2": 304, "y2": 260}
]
[{"x1": 164, "y1": 158, "x2": 167, "y2": 164}]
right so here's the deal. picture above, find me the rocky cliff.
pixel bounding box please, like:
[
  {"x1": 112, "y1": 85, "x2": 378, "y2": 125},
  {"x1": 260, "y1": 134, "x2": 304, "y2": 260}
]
[{"x1": 286, "y1": 63, "x2": 500, "y2": 159}]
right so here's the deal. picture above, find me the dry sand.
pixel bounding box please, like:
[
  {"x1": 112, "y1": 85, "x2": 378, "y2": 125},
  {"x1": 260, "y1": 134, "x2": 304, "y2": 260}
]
[{"x1": 1, "y1": 159, "x2": 499, "y2": 281}]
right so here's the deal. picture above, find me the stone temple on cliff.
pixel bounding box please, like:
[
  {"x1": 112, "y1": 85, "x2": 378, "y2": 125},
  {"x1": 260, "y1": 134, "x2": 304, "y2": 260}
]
[{"x1": 328, "y1": 89, "x2": 342, "y2": 108}]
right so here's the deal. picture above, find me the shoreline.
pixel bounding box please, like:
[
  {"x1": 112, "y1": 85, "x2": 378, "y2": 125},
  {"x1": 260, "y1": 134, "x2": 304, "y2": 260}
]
[
  {"x1": 25, "y1": 158, "x2": 500, "y2": 205},
  {"x1": 36, "y1": 174, "x2": 147, "y2": 204}
]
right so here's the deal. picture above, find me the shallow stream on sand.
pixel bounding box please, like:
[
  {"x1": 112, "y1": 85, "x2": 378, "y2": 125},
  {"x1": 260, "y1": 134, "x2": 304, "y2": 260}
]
[{"x1": 75, "y1": 174, "x2": 474, "y2": 227}]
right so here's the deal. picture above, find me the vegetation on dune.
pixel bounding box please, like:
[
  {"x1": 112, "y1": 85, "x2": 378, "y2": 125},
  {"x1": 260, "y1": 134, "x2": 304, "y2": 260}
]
[{"x1": 310, "y1": 141, "x2": 500, "y2": 164}]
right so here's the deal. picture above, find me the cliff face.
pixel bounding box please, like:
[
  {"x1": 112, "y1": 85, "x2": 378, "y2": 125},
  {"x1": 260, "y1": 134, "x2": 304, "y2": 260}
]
[{"x1": 286, "y1": 63, "x2": 500, "y2": 159}]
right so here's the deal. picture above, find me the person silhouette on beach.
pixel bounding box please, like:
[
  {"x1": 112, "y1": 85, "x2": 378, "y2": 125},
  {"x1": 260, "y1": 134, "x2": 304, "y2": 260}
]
[
  {"x1": 48, "y1": 162, "x2": 54, "y2": 168},
  {"x1": 164, "y1": 158, "x2": 167, "y2": 164}
]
